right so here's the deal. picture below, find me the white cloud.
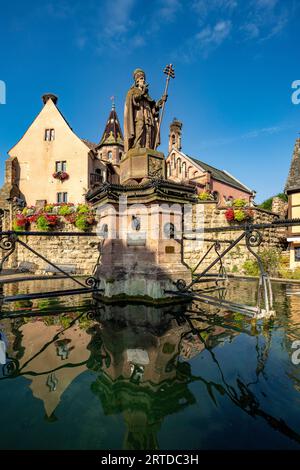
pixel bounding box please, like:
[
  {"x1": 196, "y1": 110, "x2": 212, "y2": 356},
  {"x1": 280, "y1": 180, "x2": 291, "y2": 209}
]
[
  {"x1": 102, "y1": 0, "x2": 136, "y2": 38},
  {"x1": 240, "y1": 0, "x2": 290, "y2": 42},
  {"x1": 178, "y1": 19, "x2": 232, "y2": 60},
  {"x1": 192, "y1": 0, "x2": 237, "y2": 17},
  {"x1": 196, "y1": 20, "x2": 232, "y2": 47},
  {"x1": 159, "y1": 0, "x2": 182, "y2": 21}
]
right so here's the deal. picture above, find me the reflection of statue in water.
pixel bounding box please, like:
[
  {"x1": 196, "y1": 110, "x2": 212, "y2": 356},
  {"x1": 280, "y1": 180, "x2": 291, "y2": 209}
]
[{"x1": 124, "y1": 68, "x2": 167, "y2": 152}]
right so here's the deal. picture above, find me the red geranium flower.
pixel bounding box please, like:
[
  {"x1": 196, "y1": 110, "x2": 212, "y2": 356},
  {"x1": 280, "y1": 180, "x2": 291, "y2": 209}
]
[
  {"x1": 225, "y1": 208, "x2": 235, "y2": 221},
  {"x1": 27, "y1": 215, "x2": 38, "y2": 223},
  {"x1": 45, "y1": 215, "x2": 58, "y2": 225}
]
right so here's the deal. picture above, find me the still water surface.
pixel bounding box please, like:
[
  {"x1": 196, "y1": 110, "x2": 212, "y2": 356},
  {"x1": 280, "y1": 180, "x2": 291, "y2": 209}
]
[{"x1": 1, "y1": 278, "x2": 300, "y2": 450}]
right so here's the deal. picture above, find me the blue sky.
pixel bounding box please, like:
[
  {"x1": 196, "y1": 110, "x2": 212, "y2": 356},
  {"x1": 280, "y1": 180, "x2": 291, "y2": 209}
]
[{"x1": 0, "y1": 0, "x2": 299, "y2": 202}]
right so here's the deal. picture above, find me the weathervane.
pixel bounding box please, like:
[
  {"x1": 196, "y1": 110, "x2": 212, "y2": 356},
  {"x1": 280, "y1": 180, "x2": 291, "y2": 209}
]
[{"x1": 154, "y1": 64, "x2": 175, "y2": 149}]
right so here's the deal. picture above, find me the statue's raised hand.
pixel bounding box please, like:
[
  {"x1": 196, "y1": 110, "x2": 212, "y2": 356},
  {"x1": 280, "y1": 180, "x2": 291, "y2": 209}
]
[{"x1": 157, "y1": 94, "x2": 168, "y2": 108}]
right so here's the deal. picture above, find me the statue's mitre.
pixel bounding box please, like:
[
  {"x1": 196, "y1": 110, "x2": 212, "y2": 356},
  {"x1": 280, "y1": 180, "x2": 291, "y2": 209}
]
[{"x1": 133, "y1": 68, "x2": 145, "y2": 80}]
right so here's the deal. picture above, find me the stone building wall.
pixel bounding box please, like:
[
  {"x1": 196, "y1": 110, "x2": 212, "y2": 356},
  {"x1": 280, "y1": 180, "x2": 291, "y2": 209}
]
[{"x1": 183, "y1": 202, "x2": 286, "y2": 274}]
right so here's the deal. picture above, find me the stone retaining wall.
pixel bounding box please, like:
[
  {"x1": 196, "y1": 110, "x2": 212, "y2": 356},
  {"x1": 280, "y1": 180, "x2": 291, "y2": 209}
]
[
  {"x1": 183, "y1": 202, "x2": 286, "y2": 274},
  {"x1": 2, "y1": 216, "x2": 100, "y2": 275}
]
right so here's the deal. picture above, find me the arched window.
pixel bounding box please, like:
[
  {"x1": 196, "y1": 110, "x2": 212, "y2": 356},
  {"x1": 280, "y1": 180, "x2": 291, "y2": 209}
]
[
  {"x1": 177, "y1": 158, "x2": 182, "y2": 174},
  {"x1": 171, "y1": 153, "x2": 176, "y2": 169},
  {"x1": 172, "y1": 134, "x2": 176, "y2": 145},
  {"x1": 108, "y1": 151, "x2": 112, "y2": 161},
  {"x1": 182, "y1": 162, "x2": 186, "y2": 178},
  {"x1": 167, "y1": 163, "x2": 171, "y2": 177}
]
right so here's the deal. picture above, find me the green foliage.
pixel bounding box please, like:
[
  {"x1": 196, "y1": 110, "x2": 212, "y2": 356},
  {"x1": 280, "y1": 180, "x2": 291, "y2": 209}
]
[
  {"x1": 77, "y1": 204, "x2": 90, "y2": 214},
  {"x1": 243, "y1": 260, "x2": 260, "y2": 276},
  {"x1": 36, "y1": 215, "x2": 50, "y2": 231},
  {"x1": 58, "y1": 205, "x2": 74, "y2": 216},
  {"x1": 259, "y1": 193, "x2": 288, "y2": 211},
  {"x1": 200, "y1": 331, "x2": 209, "y2": 341},
  {"x1": 279, "y1": 267, "x2": 300, "y2": 280},
  {"x1": 277, "y1": 193, "x2": 288, "y2": 202},
  {"x1": 198, "y1": 191, "x2": 212, "y2": 201},
  {"x1": 44, "y1": 204, "x2": 54, "y2": 213},
  {"x1": 75, "y1": 214, "x2": 89, "y2": 231},
  {"x1": 243, "y1": 248, "x2": 281, "y2": 277},
  {"x1": 234, "y1": 312, "x2": 244, "y2": 321},
  {"x1": 14, "y1": 299, "x2": 33, "y2": 309},
  {"x1": 259, "y1": 197, "x2": 273, "y2": 211},
  {"x1": 234, "y1": 209, "x2": 246, "y2": 222},
  {"x1": 231, "y1": 265, "x2": 238, "y2": 273},
  {"x1": 232, "y1": 198, "x2": 247, "y2": 208},
  {"x1": 260, "y1": 248, "x2": 281, "y2": 276},
  {"x1": 12, "y1": 221, "x2": 24, "y2": 232}
]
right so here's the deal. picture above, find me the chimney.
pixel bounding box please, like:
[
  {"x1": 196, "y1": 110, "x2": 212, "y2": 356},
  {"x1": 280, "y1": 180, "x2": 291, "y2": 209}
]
[{"x1": 42, "y1": 93, "x2": 58, "y2": 106}]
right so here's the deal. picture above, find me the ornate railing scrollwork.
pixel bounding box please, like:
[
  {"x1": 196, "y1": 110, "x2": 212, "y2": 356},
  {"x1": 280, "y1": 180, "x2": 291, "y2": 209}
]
[
  {"x1": 85, "y1": 277, "x2": 99, "y2": 289},
  {"x1": 2, "y1": 357, "x2": 19, "y2": 378},
  {"x1": 175, "y1": 279, "x2": 187, "y2": 292},
  {"x1": 0, "y1": 232, "x2": 18, "y2": 273},
  {"x1": 0, "y1": 233, "x2": 17, "y2": 251},
  {"x1": 245, "y1": 229, "x2": 263, "y2": 249}
]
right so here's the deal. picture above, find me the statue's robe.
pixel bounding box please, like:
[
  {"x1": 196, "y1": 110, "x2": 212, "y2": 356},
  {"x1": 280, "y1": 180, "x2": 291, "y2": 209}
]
[{"x1": 124, "y1": 86, "x2": 160, "y2": 153}]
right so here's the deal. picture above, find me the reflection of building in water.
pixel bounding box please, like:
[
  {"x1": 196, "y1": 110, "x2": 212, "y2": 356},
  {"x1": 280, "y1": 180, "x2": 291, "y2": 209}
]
[
  {"x1": 14, "y1": 320, "x2": 91, "y2": 418},
  {"x1": 1, "y1": 301, "x2": 241, "y2": 449}
]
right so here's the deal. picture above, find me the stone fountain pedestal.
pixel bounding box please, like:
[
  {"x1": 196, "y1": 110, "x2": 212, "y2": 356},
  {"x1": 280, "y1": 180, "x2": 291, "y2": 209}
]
[{"x1": 87, "y1": 178, "x2": 196, "y2": 302}]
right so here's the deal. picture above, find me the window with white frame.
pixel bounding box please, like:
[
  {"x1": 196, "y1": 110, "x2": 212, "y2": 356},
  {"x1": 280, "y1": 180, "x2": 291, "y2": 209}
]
[
  {"x1": 55, "y1": 161, "x2": 66, "y2": 172},
  {"x1": 57, "y1": 192, "x2": 68, "y2": 203}
]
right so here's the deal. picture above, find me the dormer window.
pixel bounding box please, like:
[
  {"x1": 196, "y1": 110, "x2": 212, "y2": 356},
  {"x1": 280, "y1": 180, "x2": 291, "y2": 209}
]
[
  {"x1": 108, "y1": 151, "x2": 113, "y2": 161},
  {"x1": 45, "y1": 129, "x2": 55, "y2": 141}
]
